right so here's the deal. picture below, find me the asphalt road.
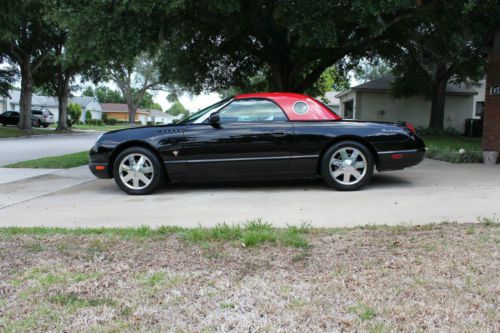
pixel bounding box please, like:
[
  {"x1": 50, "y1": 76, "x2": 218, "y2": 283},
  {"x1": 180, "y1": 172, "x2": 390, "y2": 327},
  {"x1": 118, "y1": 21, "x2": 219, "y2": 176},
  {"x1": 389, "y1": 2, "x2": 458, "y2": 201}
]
[
  {"x1": 0, "y1": 132, "x2": 101, "y2": 165},
  {"x1": 1, "y1": 159, "x2": 499, "y2": 228}
]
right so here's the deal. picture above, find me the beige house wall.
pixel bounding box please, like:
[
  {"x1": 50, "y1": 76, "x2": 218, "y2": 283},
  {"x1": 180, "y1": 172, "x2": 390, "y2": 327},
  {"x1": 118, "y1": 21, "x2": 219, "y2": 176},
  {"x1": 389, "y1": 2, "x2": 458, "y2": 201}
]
[{"x1": 339, "y1": 91, "x2": 474, "y2": 133}]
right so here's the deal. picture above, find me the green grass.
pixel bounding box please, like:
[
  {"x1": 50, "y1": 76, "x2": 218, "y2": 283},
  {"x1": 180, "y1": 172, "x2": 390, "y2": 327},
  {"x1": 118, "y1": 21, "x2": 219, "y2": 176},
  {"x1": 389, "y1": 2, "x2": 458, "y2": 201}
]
[
  {"x1": 0, "y1": 126, "x2": 66, "y2": 138},
  {"x1": 2, "y1": 220, "x2": 495, "y2": 249},
  {"x1": 71, "y1": 124, "x2": 130, "y2": 132},
  {"x1": 421, "y1": 135, "x2": 482, "y2": 163},
  {"x1": 0, "y1": 220, "x2": 311, "y2": 248},
  {"x1": 349, "y1": 303, "x2": 377, "y2": 321},
  {"x1": 4, "y1": 151, "x2": 89, "y2": 169}
]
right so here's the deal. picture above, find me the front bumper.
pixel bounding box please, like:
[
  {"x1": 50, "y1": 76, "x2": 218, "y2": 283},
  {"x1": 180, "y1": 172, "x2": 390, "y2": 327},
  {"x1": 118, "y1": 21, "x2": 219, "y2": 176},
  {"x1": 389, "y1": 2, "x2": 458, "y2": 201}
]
[
  {"x1": 377, "y1": 148, "x2": 426, "y2": 171},
  {"x1": 89, "y1": 162, "x2": 111, "y2": 178}
]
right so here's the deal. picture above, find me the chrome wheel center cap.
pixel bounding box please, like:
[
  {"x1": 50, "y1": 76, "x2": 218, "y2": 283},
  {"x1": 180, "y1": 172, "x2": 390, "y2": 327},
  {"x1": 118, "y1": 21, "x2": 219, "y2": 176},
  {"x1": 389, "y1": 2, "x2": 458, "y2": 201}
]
[{"x1": 344, "y1": 159, "x2": 353, "y2": 167}]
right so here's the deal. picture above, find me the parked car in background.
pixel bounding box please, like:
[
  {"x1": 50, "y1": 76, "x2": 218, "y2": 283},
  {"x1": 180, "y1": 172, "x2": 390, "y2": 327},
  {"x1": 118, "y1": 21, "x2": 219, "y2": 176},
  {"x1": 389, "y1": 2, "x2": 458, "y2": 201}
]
[
  {"x1": 32, "y1": 109, "x2": 55, "y2": 128},
  {"x1": 0, "y1": 111, "x2": 21, "y2": 126}
]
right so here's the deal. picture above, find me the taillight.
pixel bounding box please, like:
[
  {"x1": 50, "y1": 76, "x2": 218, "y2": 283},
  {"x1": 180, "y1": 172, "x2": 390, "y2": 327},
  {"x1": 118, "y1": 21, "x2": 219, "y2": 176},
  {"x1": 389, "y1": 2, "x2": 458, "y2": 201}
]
[{"x1": 405, "y1": 122, "x2": 415, "y2": 134}]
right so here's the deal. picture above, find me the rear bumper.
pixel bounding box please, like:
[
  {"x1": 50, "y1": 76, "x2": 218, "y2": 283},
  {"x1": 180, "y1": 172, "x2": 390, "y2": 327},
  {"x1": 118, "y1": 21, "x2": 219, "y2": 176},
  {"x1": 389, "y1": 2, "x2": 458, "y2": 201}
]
[
  {"x1": 89, "y1": 162, "x2": 111, "y2": 179},
  {"x1": 377, "y1": 148, "x2": 425, "y2": 171}
]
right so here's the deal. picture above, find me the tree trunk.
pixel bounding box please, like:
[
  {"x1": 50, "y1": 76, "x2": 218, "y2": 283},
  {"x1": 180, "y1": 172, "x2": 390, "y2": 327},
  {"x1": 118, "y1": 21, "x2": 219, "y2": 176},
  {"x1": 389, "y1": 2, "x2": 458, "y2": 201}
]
[
  {"x1": 56, "y1": 79, "x2": 70, "y2": 131},
  {"x1": 269, "y1": 63, "x2": 289, "y2": 91},
  {"x1": 269, "y1": 61, "x2": 331, "y2": 93},
  {"x1": 126, "y1": 96, "x2": 137, "y2": 126},
  {"x1": 18, "y1": 61, "x2": 33, "y2": 131},
  {"x1": 428, "y1": 78, "x2": 447, "y2": 130}
]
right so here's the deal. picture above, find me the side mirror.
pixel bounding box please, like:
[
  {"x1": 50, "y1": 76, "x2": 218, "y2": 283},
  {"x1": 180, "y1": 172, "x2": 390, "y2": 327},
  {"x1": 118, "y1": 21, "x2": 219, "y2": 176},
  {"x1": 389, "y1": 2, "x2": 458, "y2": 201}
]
[{"x1": 208, "y1": 113, "x2": 220, "y2": 127}]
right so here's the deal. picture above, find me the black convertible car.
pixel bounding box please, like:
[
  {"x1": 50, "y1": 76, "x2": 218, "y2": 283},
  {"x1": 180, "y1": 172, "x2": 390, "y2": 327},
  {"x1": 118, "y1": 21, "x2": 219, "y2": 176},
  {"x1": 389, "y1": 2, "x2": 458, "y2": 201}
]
[{"x1": 89, "y1": 92, "x2": 425, "y2": 195}]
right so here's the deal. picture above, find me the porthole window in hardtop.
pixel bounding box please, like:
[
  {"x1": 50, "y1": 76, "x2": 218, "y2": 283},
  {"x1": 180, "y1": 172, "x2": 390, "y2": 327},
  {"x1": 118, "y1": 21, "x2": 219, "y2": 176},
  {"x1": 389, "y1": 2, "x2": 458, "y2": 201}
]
[
  {"x1": 219, "y1": 99, "x2": 288, "y2": 123},
  {"x1": 293, "y1": 101, "x2": 309, "y2": 115}
]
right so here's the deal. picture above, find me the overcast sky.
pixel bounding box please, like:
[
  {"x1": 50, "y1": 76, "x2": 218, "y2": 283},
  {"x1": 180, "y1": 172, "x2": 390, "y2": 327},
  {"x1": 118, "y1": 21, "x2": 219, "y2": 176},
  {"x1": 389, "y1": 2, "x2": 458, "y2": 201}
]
[{"x1": 2, "y1": 62, "x2": 358, "y2": 112}]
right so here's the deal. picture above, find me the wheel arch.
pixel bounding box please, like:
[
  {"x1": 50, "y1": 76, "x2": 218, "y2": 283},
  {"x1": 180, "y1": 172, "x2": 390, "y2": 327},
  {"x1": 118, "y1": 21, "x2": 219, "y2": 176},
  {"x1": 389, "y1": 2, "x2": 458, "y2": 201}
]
[
  {"x1": 108, "y1": 140, "x2": 168, "y2": 179},
  {"x1": 316, "y1": 136, "x2": 379, "y2": 175}
]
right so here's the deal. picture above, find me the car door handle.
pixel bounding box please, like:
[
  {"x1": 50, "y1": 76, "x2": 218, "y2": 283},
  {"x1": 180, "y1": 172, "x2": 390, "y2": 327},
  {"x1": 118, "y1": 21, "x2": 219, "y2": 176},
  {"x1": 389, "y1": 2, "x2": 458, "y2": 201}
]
[{"x1": 271, "y1": 130, "x2": 288, "y2": 137}]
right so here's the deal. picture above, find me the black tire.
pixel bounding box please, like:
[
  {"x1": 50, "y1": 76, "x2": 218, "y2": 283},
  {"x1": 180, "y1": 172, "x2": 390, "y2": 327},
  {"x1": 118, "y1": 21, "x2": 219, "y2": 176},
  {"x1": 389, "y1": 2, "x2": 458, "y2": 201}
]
[
  {"x1": 35, "y1": 119, "x2": 42, "y2": 128},
  {"x1": 113, "y1": 146, "x2": 164, "y2": 195},
  {"x1": 42, "y1": 123, "x2": 49, "y2": 128},
  {"x1": 321, "y1": 141, "x2": 374, "y2": 191}
]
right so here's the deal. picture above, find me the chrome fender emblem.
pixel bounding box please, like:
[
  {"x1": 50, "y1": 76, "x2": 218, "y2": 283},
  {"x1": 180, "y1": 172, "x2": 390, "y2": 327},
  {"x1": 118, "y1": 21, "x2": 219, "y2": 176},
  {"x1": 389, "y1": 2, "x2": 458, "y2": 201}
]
[{"x1": 172, "y1": 150, "x2": 179, "y2": 157}]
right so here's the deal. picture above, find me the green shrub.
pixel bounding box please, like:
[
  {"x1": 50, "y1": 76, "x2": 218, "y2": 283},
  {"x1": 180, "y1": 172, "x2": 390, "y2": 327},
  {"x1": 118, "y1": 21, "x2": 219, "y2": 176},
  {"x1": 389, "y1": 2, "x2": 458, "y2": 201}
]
[
  {"x1": 107, "y1": 117, "x2": 118, "y2": 125},
  {"x1": 101, "y1": 112, "x2": 109, "y2": 124},
  {"x1": 85, "y1": 110, "x2": 92, "y2": 122},
  {"x1": 86, "y1": 119, "x2": 104, "y2": 126},
  {"x1": 67, "y1": 103, "x2": 82, "y2": 123}
]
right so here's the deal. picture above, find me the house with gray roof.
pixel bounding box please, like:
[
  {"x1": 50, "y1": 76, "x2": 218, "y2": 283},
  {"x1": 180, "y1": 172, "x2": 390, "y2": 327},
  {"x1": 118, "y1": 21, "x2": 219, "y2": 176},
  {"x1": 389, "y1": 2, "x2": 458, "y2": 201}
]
[
  {"x1": 334, "y1": 76, "x2": 484, "y2": 133},
  {"x1": 1, "y1": 90, "x2": 59, "y2": 116},
  {"x1": 0, "y1": 90, "x2": 102, "y2": 122},
  {"x1": 70, "y1": 96, "x2": 102, "y2": 122}
]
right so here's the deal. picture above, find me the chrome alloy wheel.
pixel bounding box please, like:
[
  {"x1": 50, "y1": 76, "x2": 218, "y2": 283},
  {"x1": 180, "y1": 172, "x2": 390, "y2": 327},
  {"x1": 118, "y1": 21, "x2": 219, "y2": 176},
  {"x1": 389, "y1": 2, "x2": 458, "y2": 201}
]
[
  {"x1": 119, "y1": 153, "x2": 155, "y2": 190},
  {"x1": 329, "y1": 147, "x2": 367, "y2": 185}
]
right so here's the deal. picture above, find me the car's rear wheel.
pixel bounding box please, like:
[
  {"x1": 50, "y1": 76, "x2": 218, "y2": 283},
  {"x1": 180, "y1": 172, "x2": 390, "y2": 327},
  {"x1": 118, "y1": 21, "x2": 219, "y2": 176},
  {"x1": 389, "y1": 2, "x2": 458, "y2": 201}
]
[
  {"x1": 42, "y1": 123, "x2": 49, "y2": 128},
  {"x1": 113, "y1": 147, "x2": 164, "y2": 195},
  {"x1": 321, "y1": 141, "x2": 374, "y2": 191},
  {"x1": 35, "y1": 119, "x2": 41, "y2": 127}
]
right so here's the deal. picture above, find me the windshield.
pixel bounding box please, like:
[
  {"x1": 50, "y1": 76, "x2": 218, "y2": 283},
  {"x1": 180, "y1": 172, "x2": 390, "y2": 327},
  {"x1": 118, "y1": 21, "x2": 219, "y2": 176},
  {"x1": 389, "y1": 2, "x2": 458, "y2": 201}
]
[{"x1": 178, "y1": 97, "x2": 233, "y2": 124}]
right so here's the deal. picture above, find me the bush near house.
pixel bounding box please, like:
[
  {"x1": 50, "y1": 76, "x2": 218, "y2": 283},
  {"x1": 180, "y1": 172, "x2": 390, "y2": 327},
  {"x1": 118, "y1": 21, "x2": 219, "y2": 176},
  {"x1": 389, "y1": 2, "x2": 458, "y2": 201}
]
[
  {"x1": 86, "y1": 119, "x2": 104, "y2": 126},
  {"x1": 67, "y1": 103, "x2": 82, "y2": 124},
  {"x1": 102, "y1": 114, "x2": 118, "y2": 126}
]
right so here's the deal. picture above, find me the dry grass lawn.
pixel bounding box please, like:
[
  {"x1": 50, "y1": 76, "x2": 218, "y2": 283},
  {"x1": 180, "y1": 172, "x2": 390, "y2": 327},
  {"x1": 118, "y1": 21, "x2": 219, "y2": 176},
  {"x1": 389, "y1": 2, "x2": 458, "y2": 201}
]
[{"x1": 0, "y1": 222, "x2": 498, "y2": 332}]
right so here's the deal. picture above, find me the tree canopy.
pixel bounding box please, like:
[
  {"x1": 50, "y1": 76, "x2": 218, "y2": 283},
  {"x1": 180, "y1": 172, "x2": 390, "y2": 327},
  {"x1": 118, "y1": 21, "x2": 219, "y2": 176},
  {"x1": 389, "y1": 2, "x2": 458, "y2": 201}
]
[
  {"x1": 157, "y1": 0, "x2": 428, "y2": 94},
  {"x1": 3, "y1": 0, "x2": 500, "y2": 132},
  {"x1": 165, "y1": 93, "x2": 189, "y2": 117},
  {"x1": 0, "y1": 0, "x2": 56, "y2": 130},
  {"x1": 375, "y1": 0, "x2": 498, "y2": 129}
]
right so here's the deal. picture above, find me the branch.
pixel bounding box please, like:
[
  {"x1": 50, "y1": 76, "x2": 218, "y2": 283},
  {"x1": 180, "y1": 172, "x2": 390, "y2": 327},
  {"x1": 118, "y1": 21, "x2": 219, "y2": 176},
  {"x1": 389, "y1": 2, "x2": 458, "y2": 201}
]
[
  {"x1": 32, "y1": 51, "x2": 50, "y2": 72},
  {"x1": 295, "y1": 56, "x2": 341, "y2": 93}
]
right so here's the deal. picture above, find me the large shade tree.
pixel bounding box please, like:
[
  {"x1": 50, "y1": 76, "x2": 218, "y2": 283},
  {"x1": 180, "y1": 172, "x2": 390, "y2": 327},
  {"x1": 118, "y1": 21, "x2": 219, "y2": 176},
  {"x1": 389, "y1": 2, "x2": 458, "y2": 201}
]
[
  {"x1": 58, "y1": 0, "x2": 444, "y2": 97},
  {"x1": 0, "y1": 0, "x2": 55, "y2": 131},
  {"x1": 59, "y1": 0, "x2": 168, "y2": 125},
  {"x1": 379, "y1": 1, "x2": 494, "y2": 130},
  {"x1": 107, "y1": 54, "x2": 163, "y2": 125},
  {"x1": 157, "y1": 0, "x2": 438, "y2": 94},
  {"x1": 33, "y1": 26, "x2": 89, "y2": 131}
]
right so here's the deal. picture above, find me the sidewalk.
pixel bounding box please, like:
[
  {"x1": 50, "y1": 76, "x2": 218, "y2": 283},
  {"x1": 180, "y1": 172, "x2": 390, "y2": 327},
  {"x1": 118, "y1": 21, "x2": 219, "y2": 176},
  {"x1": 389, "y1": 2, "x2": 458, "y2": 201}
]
[{"x1": 0, "y1": 165, "x2": 94, "y2": 209}]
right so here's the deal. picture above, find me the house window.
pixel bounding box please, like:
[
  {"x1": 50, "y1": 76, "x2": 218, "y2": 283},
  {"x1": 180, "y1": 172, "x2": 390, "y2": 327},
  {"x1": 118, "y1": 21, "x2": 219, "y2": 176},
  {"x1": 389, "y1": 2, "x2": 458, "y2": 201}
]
[
  {"x1": 475, "y1": 102, "x2": 484, "y2": 117},
  {"x1": 343, "y1": 100, "x2": 354, "y2": 119}
]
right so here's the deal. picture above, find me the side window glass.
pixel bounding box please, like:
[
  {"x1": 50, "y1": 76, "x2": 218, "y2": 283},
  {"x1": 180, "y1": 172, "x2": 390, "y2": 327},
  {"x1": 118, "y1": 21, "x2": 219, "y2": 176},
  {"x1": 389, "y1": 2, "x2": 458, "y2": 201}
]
[{"x1": 218, "y1": 99, "x2": 287, "y2": 123}]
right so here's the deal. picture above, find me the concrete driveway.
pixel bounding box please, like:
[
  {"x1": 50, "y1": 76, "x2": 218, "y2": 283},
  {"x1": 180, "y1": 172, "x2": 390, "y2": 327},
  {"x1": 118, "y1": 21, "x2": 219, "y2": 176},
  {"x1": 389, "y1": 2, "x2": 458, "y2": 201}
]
[
  {"x1": 0, "y1": 132, "x2": 101, "y2": 165},
  {"x1": 0, "y1": 159, "x2": 499, "y2": 228}
]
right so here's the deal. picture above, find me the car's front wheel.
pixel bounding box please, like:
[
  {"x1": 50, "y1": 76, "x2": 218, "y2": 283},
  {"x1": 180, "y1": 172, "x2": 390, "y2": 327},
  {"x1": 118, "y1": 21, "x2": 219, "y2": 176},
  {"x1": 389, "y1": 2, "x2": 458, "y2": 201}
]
[
  {"x1": 321, "y1": 141, "x2": 374, "y2": 191},
  {"x1": 113, "y1": 147, "x2": 164, "y2": 195}
]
